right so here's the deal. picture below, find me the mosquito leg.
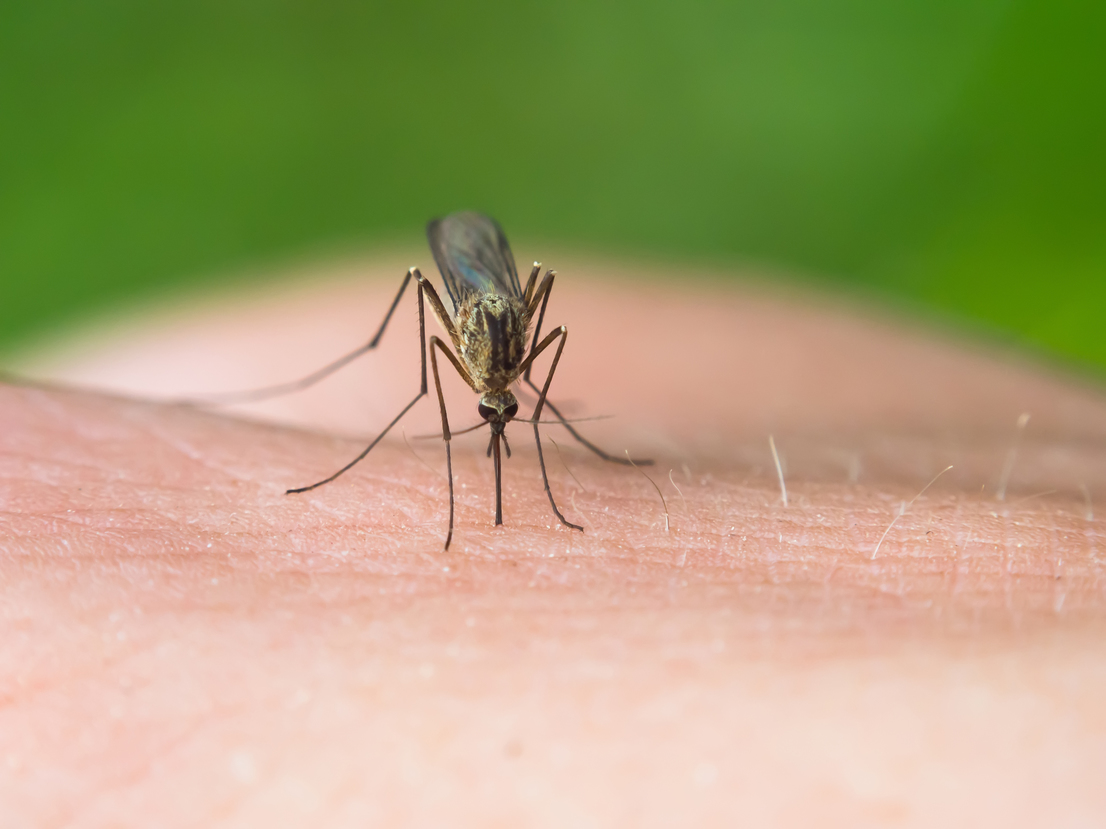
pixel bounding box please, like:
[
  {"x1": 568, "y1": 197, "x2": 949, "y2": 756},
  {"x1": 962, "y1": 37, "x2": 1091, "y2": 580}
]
[
  {"x1": 190, "y1": 268, "x2": 421, "y2": 406},
  {"x1": 522, "y1": 261, "x2": 541, "y2": 307},
  {"x1": 519, "y1": 272, "x2": 650, "y2": 466},
  {"x1": 429, "y1": 336, "x2": 457, "y2": 550},
  {"x1": 520, "y1": 326, "x2": 584, "y2": 532},
  {"x1": 286, "y1": 278, "x2": 430, "y2": 493},
  {"x1": 521, "y1": 385, "x2": 653, "y2": 466},
  {"x1": 523, "y1": 269, "x2": 556, "y2": 384},
  {"x1": 427, "y1": 335, "x2": 479, "y2": 547}
]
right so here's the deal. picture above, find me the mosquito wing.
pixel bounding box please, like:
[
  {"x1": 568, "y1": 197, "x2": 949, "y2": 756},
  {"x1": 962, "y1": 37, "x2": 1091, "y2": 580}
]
[{"x1": 427, "y1": 212, "x2": 522, "y2": 312}]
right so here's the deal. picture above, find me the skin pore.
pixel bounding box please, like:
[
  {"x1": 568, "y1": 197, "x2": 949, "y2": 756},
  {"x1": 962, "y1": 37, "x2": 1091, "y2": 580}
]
[{"x1": 3, "y1": 254, "x2": 1106, "y2": 826}]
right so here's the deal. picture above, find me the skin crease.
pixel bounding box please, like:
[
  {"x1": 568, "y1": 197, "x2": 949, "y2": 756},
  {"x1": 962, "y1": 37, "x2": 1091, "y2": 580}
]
[{"x1": 3, "y1": 253, "x2": 1106, "y2": 827}]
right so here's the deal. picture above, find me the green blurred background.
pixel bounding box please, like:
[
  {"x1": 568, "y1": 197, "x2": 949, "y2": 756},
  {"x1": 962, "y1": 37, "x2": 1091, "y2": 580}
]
[{"x1": 2, "y1": 0, "x2": 1103, "y2": 371}]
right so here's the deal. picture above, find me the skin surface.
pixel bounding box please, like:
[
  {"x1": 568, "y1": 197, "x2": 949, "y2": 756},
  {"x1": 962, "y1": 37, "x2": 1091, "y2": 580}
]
[{"x1": 4, "y1": 254, "x2": 1106, "y2": 827}]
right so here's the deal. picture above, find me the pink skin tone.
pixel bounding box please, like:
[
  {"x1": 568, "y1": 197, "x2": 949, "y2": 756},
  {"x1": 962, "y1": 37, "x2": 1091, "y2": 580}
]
[{"x1": 3, "y1": 255, "x2": 1106, "y2": 826}]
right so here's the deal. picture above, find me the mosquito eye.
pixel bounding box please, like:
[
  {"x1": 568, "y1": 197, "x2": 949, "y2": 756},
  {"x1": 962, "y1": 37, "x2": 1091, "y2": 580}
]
[
  {"x1": 504, "y1": 403, "x2": 519, "y2": 420},
  {"x1": 478, "y1": 403, "x2": 496, "y2": 420}
]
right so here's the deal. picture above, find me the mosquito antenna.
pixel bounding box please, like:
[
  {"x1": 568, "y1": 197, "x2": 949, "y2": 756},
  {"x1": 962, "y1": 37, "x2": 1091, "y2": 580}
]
[
  {"x1": 411, "y1": 415, "x2": 612, "y2": 440},
  {"x1": 626, "y1": 450, "x2": 669, "y2": 532},
  {"x1": 513, "y1": 415, "x2": 614, "y2": 426},
  {"x1": 425, "y1": 421, "x2": 491, "y2": 439}
]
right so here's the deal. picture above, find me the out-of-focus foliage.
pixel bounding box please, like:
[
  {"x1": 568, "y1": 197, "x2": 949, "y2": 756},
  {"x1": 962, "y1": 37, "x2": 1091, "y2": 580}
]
[{"x1": 1, "y1": 1, "x2": 1102, "y2": 370}]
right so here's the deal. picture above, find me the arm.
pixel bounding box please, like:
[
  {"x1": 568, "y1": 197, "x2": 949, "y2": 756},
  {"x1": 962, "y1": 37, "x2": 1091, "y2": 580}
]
[{"x1": 4, "y1": 261, "x2": 1105, "y2": 825}]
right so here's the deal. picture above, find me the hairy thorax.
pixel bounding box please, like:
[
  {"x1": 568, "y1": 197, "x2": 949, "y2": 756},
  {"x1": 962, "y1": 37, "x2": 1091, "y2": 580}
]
[{"x1": 455, "y1": 295, "x2": 531, "y2": 392}]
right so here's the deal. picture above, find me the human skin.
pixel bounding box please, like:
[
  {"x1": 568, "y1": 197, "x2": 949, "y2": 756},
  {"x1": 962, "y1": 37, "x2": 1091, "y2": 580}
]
[{"x1": 3, "y1": 255, "x2": 1106, "y2": 827}]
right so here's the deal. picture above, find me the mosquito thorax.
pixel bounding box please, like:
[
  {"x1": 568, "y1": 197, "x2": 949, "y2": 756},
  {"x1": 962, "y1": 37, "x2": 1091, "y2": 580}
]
[
  {"x1": 478, "y1": 391, "x2": 519, "y2": 424},
  {"x1": 457, "y1": 294, "x2": 529, "y2": 391}
]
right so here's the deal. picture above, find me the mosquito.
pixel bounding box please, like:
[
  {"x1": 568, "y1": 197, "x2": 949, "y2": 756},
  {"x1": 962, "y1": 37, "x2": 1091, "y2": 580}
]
[{"x1": 207, "y1": 212, "x2": 650, "y2": 548}]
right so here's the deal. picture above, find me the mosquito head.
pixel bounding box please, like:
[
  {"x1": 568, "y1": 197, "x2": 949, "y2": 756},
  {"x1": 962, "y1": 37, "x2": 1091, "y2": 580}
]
[{"x1": 478, "y1": 390, "x2": 519, "y2": 433}]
